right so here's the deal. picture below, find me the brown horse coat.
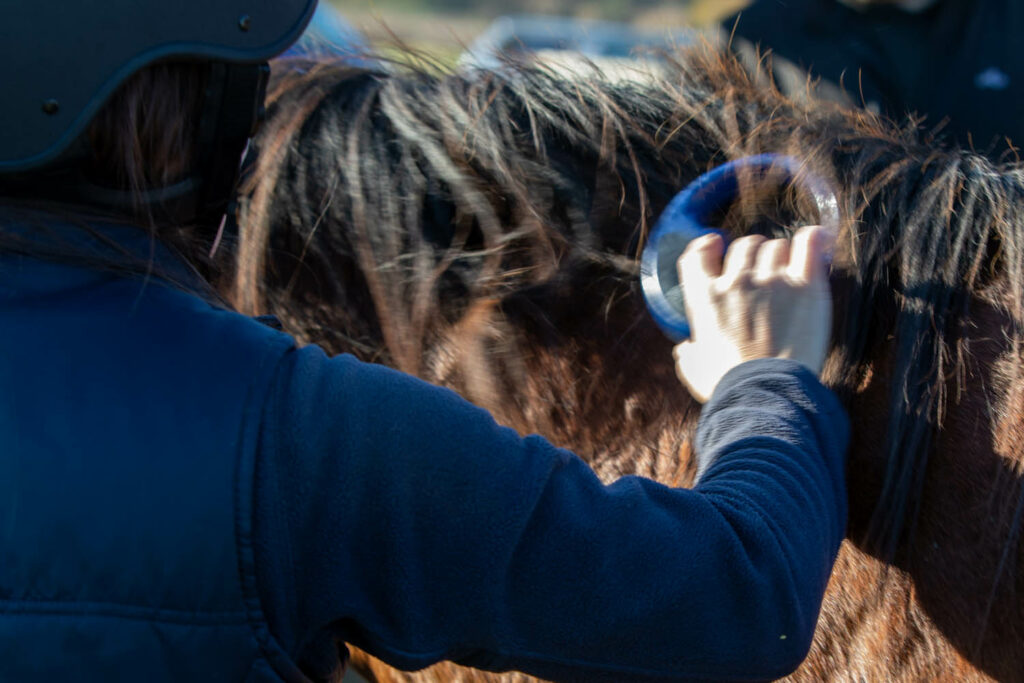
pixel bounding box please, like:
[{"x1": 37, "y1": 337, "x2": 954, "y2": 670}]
[{"x1": 235, "y1": 44, "x2": 1024, "y2": 682}]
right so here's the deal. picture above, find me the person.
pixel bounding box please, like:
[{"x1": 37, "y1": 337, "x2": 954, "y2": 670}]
[
  {"x1": 725, "y1": 0, "x2": 1024, "y2": 153},
  {"x1": 0, "y1": 2, "x2": 848, "y2": 681}
]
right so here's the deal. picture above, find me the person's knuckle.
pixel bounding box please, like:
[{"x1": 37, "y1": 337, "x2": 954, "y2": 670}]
[
  {"x1": 733, "y1": 271, "x2": 756, "y2": 290},
  {"x1": 734, "y1": 234, "x2": 765, "y2": 250},
  {"x1": 695, "y1": 233, "x2": 719, "y2": 249},
  {"x1": 708, "y1": 278, "x2": 730, "y2": 298}
]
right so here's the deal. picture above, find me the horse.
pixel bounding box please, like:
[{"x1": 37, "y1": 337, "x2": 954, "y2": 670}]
[{"x1": 230, "y1": 43, "x2": 1024, "y2": 682}]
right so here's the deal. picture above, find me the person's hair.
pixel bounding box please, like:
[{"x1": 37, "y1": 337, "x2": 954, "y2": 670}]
[
  {"x1": 0, "y1": 61, "x2": 223, "y2": 296},
  {"x1": 85, "y1": 62, "x2": 207, "y2": 199}
]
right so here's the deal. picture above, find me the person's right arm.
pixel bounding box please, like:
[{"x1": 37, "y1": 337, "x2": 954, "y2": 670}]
[
  {"x1": 251, "y1": 224, "x2": 847, "y2": 682},
  {"x1": 250, "y1": 344, "x2": 847, "y2": 682}
]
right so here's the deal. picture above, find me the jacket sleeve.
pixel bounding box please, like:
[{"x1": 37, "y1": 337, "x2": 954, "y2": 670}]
[{"x1": 251, "y1": 347, "x2": 848, "y2": 682}]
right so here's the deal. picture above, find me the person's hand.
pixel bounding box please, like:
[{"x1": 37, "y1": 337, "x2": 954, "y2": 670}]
[{"x1": 673, "y1": 225, "x2": 834, "y2": 402}]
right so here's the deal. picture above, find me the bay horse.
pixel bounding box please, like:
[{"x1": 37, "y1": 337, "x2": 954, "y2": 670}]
[{"x1": 231, "y1": 44, "x2": 1024, "y2": 682}]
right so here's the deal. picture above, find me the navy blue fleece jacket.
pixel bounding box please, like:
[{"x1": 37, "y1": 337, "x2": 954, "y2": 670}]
[
  {"x1": 0, "y1": 221, "x2": 848, "y2": 681},
  {"x1": 253, "y1": 351, "x2": 849, "y2": 681}
]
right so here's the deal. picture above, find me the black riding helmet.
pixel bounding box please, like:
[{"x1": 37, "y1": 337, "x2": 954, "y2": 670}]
[{"x1": 0, "y1": 0, "x2": 317, "y2": 230}]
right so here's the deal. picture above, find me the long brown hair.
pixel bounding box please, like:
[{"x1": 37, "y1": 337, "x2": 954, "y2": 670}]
[
  {"x1": 0, "y1": 61, "x2": 221, "y2": 293},
  {"x1": 86, "y1": 62, "x2": 207, "y2": 197}
]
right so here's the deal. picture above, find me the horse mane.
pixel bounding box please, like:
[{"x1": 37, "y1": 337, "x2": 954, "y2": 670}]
[{"x1": 235, "y1": 43, "x2": 1024, "y2": 610}]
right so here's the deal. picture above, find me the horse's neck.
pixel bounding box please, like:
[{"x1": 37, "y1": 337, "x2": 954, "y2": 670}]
[
  {"x1": 800, "y1": 292, "x2": 1024, "y2": 681},
  {"x1": 418, "y1": 292, "x2": 701, "y2": 485}
]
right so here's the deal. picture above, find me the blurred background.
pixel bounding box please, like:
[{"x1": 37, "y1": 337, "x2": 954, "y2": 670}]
[{"x1": 319, "y1": 0, "x2": 748, "y2": 64}]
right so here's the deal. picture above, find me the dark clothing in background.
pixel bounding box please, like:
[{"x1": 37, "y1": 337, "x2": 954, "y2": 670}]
[{"x1": 727, "y1": 0, "x2": 1024, "y2": 153}]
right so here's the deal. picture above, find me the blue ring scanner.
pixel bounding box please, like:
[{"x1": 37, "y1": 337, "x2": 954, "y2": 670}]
[{"x1": 640, "y1": 153, "x2": 839, "y2": 342}]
